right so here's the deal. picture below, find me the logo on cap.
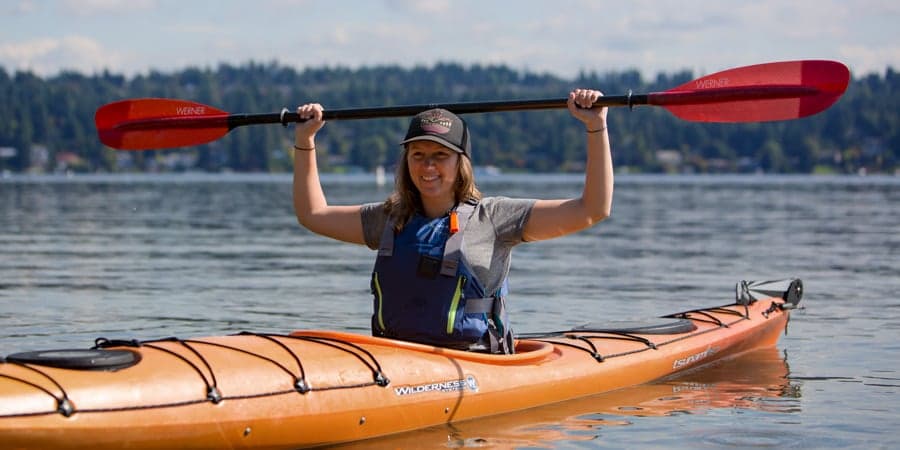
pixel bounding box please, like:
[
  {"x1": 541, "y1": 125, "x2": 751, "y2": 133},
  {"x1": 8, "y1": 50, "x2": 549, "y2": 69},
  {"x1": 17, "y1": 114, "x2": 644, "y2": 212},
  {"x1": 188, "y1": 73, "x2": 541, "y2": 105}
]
[{"x1": 419, "y1": 110, "x2": 453, "y2": 135}]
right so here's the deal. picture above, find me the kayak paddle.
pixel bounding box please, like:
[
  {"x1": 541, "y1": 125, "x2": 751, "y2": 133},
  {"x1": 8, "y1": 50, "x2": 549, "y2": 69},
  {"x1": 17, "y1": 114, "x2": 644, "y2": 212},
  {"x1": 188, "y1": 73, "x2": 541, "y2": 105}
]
[{"x1": 95, "y1": 60, "x2": 849, "y2": 150}]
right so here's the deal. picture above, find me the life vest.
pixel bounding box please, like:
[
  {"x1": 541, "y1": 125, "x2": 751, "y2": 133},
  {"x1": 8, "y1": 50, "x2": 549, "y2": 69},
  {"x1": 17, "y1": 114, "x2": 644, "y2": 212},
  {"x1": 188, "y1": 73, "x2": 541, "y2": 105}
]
[{"x1": 370, "y1": 201, "x2": 514, "y2": 354}]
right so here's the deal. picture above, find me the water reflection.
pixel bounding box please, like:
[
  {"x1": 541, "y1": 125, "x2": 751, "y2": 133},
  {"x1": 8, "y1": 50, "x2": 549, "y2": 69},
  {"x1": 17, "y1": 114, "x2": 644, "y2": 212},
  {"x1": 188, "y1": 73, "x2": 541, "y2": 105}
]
[{"x1": 333, "y1": 347, "x2": 797, "y2": 449}]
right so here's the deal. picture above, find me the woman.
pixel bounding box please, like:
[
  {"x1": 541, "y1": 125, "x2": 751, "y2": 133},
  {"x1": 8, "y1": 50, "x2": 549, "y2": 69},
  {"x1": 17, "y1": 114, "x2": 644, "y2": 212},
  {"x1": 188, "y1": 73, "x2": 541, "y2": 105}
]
[{"x1": 293, "y1": 89, "x2": 612, "y2": 354}]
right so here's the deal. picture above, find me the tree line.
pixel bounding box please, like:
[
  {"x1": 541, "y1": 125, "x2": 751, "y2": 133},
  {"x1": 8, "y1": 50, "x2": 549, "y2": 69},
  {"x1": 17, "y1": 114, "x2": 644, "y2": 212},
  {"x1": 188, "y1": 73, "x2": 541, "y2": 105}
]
[{"x1": 0, "y1": 61, "x2": 896, "y2": 174}]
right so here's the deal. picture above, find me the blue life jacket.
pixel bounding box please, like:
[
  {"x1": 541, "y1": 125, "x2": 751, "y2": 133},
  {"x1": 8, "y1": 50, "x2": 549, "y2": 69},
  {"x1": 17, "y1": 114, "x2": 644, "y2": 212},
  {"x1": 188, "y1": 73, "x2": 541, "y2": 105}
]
[{"x1": 370, "y1": 201, "x2": 513, "y2": 353}]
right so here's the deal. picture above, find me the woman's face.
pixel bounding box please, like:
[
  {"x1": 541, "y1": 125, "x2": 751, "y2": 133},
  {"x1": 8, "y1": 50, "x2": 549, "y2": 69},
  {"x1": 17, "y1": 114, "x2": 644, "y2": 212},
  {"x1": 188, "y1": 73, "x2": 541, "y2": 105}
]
[{"x1": 406, "y1": 140, "x2": 460, "y2": 205}]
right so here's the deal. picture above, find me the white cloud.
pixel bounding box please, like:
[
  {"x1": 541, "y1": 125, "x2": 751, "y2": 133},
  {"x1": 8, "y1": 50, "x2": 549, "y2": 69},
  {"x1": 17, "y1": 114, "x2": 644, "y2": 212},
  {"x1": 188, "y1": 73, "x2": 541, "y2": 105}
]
[
  {"x1": 0, "y1": 38, "x2": 59, "y2": 73},
  {"x1": 165, "y1": 22, "x2": 227, "y2": 36},
  {"x1": 6, "y1": 0, "x2": 38, "y2": 15},
  {"x1": 330, "y1": 26, "x2": 352, "y2": 46},
  {"x1": 0, "y1": 35, "x2": 120, "y2": 75},
  {"x1": 61, "y1": 0, "x2": 157, "y2": 16},
  {"x1": 384, "y1": 0, "x2": 452, "y2": 15},
  {"x1": 839, "y1": 44, "x2": 900, "y2": 76}
]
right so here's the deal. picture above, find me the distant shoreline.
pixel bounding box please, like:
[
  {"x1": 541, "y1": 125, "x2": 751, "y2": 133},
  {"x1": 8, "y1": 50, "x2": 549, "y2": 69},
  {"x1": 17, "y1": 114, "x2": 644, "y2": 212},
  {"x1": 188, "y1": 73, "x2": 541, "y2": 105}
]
[{"x1": 3, "y1": 171, "x2": 897, "y2": 186}]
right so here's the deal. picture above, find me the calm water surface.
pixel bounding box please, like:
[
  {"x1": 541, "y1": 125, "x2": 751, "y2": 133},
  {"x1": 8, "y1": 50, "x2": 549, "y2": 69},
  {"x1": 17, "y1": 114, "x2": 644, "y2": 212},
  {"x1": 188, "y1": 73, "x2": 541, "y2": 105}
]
[{"x1": 1, "y1": 173, "x2": 898, "y2": 449}]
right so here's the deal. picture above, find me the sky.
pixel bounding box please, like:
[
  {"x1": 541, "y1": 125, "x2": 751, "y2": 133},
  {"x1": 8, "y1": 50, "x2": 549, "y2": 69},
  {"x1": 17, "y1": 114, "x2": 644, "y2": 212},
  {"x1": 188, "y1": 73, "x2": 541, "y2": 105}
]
[{"x1": 1, "y1": 0, "x2": 898, "y2": 81}]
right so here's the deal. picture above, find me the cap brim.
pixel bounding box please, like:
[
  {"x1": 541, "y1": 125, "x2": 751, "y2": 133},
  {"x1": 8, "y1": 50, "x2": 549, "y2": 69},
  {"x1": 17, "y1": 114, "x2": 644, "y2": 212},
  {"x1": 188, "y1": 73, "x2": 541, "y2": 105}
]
[{"x1": 400, "y1": 135, "x2": 467, "y2": 156}]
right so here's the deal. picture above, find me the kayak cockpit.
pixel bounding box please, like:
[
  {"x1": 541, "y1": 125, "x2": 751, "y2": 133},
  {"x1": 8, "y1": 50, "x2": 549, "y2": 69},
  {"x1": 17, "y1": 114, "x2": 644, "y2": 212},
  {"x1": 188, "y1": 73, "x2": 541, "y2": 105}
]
[{"x1": 291, "y1": 330, "x2": 556, "y2": 365}]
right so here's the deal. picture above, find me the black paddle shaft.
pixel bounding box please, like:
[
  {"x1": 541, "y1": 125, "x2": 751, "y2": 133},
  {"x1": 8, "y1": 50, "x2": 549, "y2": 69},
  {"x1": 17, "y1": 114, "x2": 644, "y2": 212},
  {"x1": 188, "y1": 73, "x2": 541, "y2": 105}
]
[{"x1": 225, "y1": 94, "x2": 647, "y2": 130}]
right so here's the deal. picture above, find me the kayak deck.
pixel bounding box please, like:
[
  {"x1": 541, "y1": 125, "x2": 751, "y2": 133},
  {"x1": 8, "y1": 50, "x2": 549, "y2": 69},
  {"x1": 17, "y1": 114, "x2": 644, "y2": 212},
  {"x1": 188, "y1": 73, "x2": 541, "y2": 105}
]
[{"x1": 0, "y1": 282, "x2": 800, "y2": 449}]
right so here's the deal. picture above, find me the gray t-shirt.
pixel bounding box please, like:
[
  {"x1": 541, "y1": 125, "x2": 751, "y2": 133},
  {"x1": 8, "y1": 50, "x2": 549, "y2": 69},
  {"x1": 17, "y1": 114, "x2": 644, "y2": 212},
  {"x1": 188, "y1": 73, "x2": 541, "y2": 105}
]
[{"x1": 361, "y1": 197, "x2": 536, "y2": 295}]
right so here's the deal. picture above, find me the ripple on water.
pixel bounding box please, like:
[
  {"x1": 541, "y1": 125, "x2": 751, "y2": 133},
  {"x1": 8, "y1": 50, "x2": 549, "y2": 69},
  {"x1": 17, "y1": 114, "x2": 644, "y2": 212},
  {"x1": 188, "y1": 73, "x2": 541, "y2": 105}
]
[{"x1": 701, "y1": 428, "x2": 808, "y2": 448}]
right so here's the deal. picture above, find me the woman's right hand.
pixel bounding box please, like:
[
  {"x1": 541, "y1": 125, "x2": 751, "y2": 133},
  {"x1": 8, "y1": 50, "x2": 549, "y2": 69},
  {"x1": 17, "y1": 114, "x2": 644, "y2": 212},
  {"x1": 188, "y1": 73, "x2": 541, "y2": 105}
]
[
  {"x1": 567, "y1": 89, "x2": 607, "y2": 132},
  {"x1": 294, "y1": 103, "x2": 325, "y2": 148}
]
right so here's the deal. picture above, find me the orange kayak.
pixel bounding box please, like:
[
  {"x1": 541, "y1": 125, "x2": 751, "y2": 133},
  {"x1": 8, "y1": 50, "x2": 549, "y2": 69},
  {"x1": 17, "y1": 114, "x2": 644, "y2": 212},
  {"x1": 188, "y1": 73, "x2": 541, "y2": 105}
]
[{"x1": 0, "y1": 279, "x2": 801, "y2": 449}]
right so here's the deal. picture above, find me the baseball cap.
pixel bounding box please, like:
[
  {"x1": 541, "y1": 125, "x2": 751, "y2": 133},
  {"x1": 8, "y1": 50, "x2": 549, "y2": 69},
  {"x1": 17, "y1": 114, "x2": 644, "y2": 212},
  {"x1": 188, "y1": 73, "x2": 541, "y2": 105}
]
[{"x1": 400, "y1": 108, "x2": 471, "y2": 158}]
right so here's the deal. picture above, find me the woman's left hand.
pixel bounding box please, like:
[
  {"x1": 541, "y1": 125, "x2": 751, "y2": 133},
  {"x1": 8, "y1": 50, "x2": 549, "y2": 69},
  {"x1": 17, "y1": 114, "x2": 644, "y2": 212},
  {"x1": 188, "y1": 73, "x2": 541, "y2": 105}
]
[{"x1": 567, "y1": 89, "x2": 607, "y2": 131}]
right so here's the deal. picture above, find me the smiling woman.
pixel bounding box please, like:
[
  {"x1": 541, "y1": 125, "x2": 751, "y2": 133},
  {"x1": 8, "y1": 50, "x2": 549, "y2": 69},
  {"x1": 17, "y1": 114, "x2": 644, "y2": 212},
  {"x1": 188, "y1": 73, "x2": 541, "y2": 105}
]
[{"x1": 291, "y1": 91, "x2": 613, "y2": 354}]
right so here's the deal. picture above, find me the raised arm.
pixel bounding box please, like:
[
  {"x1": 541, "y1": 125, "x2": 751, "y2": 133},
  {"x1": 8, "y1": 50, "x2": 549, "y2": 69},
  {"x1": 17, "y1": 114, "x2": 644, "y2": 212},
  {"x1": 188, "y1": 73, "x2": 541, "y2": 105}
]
[
  {"x1": 292, "y1": 103, "x2": 366, "y2": 245},
  {"x1": 522, "y1": 89, "x2": 613, "y2": 242}
]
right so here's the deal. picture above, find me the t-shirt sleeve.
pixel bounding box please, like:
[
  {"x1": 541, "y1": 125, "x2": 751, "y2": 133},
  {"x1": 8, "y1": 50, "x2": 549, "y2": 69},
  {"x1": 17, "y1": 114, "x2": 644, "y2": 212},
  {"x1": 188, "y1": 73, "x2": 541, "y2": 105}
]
[
  {"x1": 480, "y1": 196, "x2": 536, "y2": 245},
  {"x1": 360, "y1": 202, "x2": 387, "y2": 250}
]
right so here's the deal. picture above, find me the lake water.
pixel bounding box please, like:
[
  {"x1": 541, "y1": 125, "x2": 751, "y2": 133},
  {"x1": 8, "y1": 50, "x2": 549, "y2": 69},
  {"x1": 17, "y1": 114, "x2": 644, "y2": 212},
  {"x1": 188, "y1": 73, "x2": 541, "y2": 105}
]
[{"x1": 1, "y1": 173, "x2": 898, "y2": 449}]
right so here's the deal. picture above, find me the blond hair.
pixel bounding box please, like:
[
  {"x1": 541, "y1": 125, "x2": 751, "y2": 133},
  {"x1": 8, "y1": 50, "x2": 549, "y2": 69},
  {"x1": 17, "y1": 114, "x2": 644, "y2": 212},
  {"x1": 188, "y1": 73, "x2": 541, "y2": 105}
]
[{"x1": 383, "y1": 147, "x2": 482, "y2": 231}]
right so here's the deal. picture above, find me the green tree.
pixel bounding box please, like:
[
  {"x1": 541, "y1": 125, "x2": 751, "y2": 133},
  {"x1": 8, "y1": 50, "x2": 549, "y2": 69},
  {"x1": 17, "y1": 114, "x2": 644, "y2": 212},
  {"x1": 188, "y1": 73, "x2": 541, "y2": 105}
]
[{"x1": 1, "y1": 61, "x2": 897, "y2": 174}]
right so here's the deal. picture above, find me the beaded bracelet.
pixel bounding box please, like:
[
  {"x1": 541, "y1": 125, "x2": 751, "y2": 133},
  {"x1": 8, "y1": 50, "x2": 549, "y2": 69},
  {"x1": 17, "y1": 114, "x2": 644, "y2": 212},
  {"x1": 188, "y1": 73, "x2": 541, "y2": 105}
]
[
  {"x1": 586, "y1": 127, "x2": 607, "y2": 134},
  {"x1": 293, "y1": 145, "x2": 315, "y2": 151}
]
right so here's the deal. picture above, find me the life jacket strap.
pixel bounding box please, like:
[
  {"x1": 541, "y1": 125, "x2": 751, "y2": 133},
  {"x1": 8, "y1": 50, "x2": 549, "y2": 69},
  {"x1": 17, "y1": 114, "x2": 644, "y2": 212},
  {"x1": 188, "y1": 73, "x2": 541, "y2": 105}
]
[
  {"x1": 467, "y1": 295, "x2": 514, "y2": 354},
  {"x1": 492, "y1": 296, "x2": 515, "y2": 354},
  {"x1": 439, "y1": 202, "x2": 475, "y2": 276},
  {"x1": 463, "y1": 297, "x2": 495, "y2": 314},
  {"x1": 378, "y1": 218, "x2": 395, "y2": 257}
]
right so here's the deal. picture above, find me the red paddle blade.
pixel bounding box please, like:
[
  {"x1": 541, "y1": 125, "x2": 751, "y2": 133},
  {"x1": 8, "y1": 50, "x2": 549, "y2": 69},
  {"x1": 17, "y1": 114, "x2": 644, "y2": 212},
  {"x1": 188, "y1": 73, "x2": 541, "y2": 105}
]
[
  {"x1": 650, "y1": 60, "x2": 850, "y2": 123},
  {"x1": 95, "y1": 98, "x2": 231, "y2": 150}
]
